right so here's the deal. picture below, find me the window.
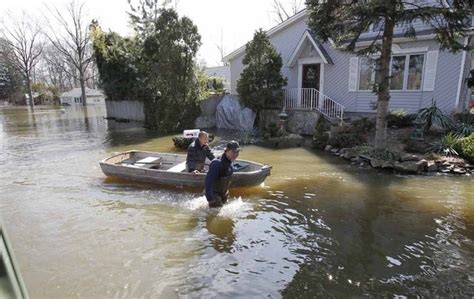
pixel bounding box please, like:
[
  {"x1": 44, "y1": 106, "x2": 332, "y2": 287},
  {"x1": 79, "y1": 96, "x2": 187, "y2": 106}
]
[
  {"x1": 359, "y1": 58, "x2": 375, "y2": 90},
  {"x1": 358, "y1": 53, "x2": 425, "y2": 91},
  {"x1": 390, "y1": 56, "x2": 406, "y2": 90},
  {"x1": 407, "y1": 54, "x2": 424, "y2": 90}
]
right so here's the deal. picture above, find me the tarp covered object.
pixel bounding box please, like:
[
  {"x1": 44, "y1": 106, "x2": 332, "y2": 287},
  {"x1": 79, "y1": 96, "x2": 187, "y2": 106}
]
[{"x1": 215, "y1": 95, "x2": 256, "y2": 130}]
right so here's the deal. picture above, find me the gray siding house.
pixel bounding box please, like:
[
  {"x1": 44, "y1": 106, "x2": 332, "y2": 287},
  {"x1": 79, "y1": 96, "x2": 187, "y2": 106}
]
[{"x1": 223, "y1": 7, "x2": 473, "y2": 121}]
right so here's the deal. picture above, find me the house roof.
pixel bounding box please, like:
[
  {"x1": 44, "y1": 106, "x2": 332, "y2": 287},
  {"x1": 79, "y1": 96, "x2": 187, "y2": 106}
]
[
  {"x1": 222, "y1": 9, "x2": 309, "y2": 63},
  {"x1": 287, "y1": 30, "x2": 333, "y2": 67},
  {"x1": 60, "y1": 87, "x2": 104, "y2": 98}
]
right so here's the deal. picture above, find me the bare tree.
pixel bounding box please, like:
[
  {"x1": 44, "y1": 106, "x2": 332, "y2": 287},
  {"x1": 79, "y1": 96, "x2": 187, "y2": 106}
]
[
  {"x1": 271, "y1": 0, "x2": 304, "y2": 24},
  {"x1": 45, "y1": 0, "x2": 93, "y2": 106},
  {"x1": 0, "y1": 11, "x2": 44, "y2": 108},
  {"x1": 215, "y1": 28, "x2": 227, "y2": 66}
]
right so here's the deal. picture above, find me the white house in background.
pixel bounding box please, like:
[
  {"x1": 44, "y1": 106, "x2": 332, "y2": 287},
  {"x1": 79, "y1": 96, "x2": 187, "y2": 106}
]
[
  {"x1": 60, "y1": 87, "x2": 105, "y2": 105},
  {"x1": 204, "y1": 65, "x2": 231, "y2": 92},
  {"x1": 223, "y1": 7, "x2": 473, "y2": 122}
]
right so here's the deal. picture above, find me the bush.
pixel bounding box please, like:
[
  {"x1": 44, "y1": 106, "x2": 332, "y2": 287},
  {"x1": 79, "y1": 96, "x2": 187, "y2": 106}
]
[
  {"x1": 387, "y1": 109, "x2": 415, "y2": 128},
  {"x1": 328, "y1": 132, "x2": 365, "y2": 148},
  {"x1": 429, "y1": 132, "x2": 460, "y2": 157},
  {"x1": 351, "y1": 117, "x2": 375, "y2": 133},
  {"x1": 172, "y1": 134, "x2": 215, "y2": 150},
  {"x1": 457, "y1": 133, "x2": 474, "y2": 162},
  {"x1": 312, "y1": 117, "x2": 329, "y2": 149},
  {"x1": 264, "y1": 122, "x2": 279, "y2": 139},
  {"x1": 451, "y1": 113, "x2": 474, "y2": 138},
  {"x1": 416, "y1": 100, "x2": 453, "y2": 131}
]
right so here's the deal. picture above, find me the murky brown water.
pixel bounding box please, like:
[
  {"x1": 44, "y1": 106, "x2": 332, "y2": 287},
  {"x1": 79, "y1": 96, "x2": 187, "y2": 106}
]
[{"x1": 1, "y1": 105, "x2": 473, "y2": 298}]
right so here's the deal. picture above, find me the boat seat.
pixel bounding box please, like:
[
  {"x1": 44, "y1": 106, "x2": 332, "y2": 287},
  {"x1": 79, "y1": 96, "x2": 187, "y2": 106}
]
[
  {"x1": 167, "y1": 161, "x2": 187, "y2": 173},
  {"x1": 135, "y1": 157, "x2": 162, "y2": 169}
]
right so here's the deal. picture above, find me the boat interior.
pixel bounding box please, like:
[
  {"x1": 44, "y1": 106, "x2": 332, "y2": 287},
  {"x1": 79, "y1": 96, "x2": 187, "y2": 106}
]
[{"x1": 105, "y1": 151, "x2": 260, "y2": 173}]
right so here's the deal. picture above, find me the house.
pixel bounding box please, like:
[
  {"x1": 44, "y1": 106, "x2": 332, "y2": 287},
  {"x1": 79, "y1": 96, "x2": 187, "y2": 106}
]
[
  {"x1": 60, "y1": 87, "x2": 105, "y2": 105},
  {"x1": 204, "y1": 65, "x2": 231, "y2": 92},
  {"x1": 223, "y1": 7, "x2": 473, "y2": 123}
]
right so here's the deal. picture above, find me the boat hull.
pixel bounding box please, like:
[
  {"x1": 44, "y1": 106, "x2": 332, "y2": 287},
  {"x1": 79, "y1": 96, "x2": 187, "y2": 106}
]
[{"x1": 100, "y1": 151, "x2": 272, "y2": 188}]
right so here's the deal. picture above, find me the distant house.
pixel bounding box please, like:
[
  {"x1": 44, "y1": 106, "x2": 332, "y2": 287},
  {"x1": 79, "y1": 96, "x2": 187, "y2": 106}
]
[
  {"x1": 204, "y1": 65, "x2": 231, "y2": 92},
  {"x1": 60, "y1": 87, "x2": 105, "y2": 105},
  {"x1": 223, "y1": 6, "x2": 473, "y2": 122}
]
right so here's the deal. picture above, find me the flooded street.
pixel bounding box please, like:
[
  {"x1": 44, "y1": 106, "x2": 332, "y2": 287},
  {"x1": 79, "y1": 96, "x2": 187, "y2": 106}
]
[{"x1": 1, "y1": 106, "x2": 473, "y2": 298}]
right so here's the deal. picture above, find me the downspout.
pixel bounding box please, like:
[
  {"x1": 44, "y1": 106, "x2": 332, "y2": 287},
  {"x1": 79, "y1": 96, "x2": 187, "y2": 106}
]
[{"x1": 455, "y1": 36, "x2": 470, "y2": 111}]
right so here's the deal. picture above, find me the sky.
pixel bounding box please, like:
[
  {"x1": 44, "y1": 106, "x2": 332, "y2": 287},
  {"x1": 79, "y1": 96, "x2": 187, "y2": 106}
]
[{"x1": 0, "y1": 0, "x2": 295, "y2": 67}]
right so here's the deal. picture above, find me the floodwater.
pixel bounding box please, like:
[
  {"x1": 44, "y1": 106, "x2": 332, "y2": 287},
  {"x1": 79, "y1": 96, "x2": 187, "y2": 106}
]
[{"x1": 0, "y1": 105, "x2": 473, "y2": 298}]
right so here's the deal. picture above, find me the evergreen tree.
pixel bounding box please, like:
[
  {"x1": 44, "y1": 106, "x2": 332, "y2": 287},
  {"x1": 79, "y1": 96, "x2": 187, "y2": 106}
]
[
  {"x1": 306, "y1": 0, "x2": 473, "y2": 148},
  {"x1": 237, "y1": 29, "x2": 287, "y2": 126}
]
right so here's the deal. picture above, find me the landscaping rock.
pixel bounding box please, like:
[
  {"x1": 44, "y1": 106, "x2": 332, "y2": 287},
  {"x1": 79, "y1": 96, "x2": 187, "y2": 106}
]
[
  {"x1": 343, "y1": 148, "x2": 358, "y2": 160},
  {"x1": 370, "y1": 158, "x2": 385, "y2": 168},
  {"x1": 261, "y1": 134, "x2": 304, "y2": 148},
  {"x1": 400, "y1": 154, "x2": 420, "y2": 162},
  {"x1": 453, "y1": 168, "x2": 467, "y2": 175},
  {"x1": 427, "y1": 161, "x2": 438, "y2": 172},
  {"x1": 331, "y1": 148, "x2": 339, "y2": 154},
  {"x1": 394, "y1": 160, "x2": 427, "y2": 174},
  {"x1": 382, "y1": 161, "x2": 395, "y2": 169},
  {"x1": 325, "y1": 145, "x2": 333, "y2": 151}
]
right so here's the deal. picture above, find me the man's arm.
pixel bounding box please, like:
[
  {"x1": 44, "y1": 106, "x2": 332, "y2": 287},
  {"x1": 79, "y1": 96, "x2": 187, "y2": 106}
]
[
  {"x1": 205, "y1": 160, "x2": 220, "y2": 201},
  {"x1": 203, "y1": 145, "x2": 215, "y2": 161},
  {"x1": 186, "y1": 143, "x2": 197, "y2": 171}
]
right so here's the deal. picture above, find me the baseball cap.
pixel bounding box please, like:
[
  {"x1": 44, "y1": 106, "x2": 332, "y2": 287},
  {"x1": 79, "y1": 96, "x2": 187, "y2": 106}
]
[{"x1": 226, "y1": 140, "x2": 241, "y2": 152}]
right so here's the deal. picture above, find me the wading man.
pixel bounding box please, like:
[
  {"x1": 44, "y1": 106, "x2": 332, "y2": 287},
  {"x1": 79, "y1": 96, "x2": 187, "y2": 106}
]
[{"x1": 205, "y1": 141, "x2": 240, "y2": 208}]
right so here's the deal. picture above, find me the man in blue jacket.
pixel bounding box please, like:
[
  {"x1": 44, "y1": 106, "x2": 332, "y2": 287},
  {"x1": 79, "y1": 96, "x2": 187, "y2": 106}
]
[
  {"x1": 205, "y1": 141, "x2": 241, "y2": 208},
  {"x1": 186, "y1": 131, "x2": 215, "y2": 173}
]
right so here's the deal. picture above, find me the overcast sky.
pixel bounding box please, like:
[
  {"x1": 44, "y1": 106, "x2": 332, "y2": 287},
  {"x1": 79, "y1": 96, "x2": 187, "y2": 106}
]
[{"x1": 0, "y1": 0, "x2": 297, "y2": 66}]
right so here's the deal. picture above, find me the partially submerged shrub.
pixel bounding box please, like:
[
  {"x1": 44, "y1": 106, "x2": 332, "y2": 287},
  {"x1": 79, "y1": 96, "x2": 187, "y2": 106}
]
[{"x1": 172, "y1": 134, "x2": 215, "y2": 149}]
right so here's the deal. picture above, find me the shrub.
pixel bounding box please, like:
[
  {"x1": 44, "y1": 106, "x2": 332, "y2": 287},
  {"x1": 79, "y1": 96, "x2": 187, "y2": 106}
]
[
  {"x1": 387, "y1": 109, "x2": 416, "y2": 128},
  {"x1": 351, "y1": 117, "x2": 375, "y2": 134},
  {"x1": 416, "y1": 100, "x2": 453, "y2": 131},
  {"x1": 172, "y1": 134, "x2": 215, "y2": 150},
  {"x1": 429, "y1": 132, "x2": 460, "y2": 157},
  {"x1": 312, "y1": 117, "x2": 329, "y2": 149},
  {"x1": 328, "y1": 132, "x2": 365, "y2": 148},
  {"x1": 264, "y1": 122, "x2": 279, "y2": 139},
  {"x1": 457, "y1": 133, "x2": 474, "y2": 163},
  {"x1": 451, "y1": 113, "x2": 474, "y2": 138}
]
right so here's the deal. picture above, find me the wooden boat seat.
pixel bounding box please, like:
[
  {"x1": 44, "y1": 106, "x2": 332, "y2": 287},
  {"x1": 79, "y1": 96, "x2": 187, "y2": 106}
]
[
  {"x1": 135, "y1": 157, "x2": 161, "y2": 169},
  {"x1": 167, "y1": 161, "x2": 187, "y2": 172}
]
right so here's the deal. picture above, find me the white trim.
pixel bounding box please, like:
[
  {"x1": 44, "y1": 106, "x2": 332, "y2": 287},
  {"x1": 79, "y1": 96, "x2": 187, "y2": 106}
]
[
  {"x1": 287, "y1": 31, "x2": 330, "y2": 67},
  {"x1": 298, "y1": 58, "x2": 324, "y2": 94},
  {"x1": 223, "y1": 10, "x2": 308, "y2": 63},
  {"x1": 392, "y1": 44, "x2": 429, "y2": 54},
  {"x1": 455, "y1": 37, "x2": 470, "y2": 110}
]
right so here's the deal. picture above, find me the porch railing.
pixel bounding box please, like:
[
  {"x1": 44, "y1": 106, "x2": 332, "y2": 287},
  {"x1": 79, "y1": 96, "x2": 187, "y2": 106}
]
[{"x1": 281, "y1": 88, "x2": 345, "y2": 123}]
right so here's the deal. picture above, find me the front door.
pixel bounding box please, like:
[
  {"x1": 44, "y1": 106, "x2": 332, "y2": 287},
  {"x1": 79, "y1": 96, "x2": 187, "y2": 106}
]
[{"x1": 302, "y1": 64, "x2": 320, "y2": 90}]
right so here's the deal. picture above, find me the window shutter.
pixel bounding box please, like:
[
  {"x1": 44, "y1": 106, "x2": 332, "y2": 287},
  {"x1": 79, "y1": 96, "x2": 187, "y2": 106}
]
[
  {"x1": 348, "y1": 57, "x2": 359, "y2": 91},
  {"x1": 423, "y1": 50, "x2": 438, "y2": 91}
]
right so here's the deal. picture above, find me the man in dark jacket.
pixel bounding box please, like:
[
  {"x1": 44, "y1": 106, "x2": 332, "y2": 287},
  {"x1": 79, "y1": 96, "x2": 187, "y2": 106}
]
[
  {"x1": 205, "y1": 141, "x2": 240, "y2": 208},
  {"x1": 186, "y1": 131, "x2": 215, "y2": 173}
]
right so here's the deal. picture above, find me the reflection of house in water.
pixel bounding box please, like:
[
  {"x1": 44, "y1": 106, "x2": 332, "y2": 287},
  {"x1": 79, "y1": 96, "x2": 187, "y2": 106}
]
[
  {"x1": 0, "y1": 226, "x2": 28, "y2": 298},
  {"x1": 60, "y1": 87, "x2": 105, "y2": 106}
]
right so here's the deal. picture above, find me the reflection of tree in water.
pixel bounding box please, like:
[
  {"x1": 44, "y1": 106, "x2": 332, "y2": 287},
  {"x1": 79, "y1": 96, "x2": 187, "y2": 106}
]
[{"x1": 206, "y1": 215, "x2": 236, "y2": 253}]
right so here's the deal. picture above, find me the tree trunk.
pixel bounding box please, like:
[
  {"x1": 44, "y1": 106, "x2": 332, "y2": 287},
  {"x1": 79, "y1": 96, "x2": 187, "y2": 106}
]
[
  {"x1": 80, "y1": 69, "x2": 87, "y2": 106},
  {"x1": 374, "y1": 16, "x2": 395, "y2": 149},
  {"x1": 26, "y1": 74, "x2": 34, "y2": 109}
]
